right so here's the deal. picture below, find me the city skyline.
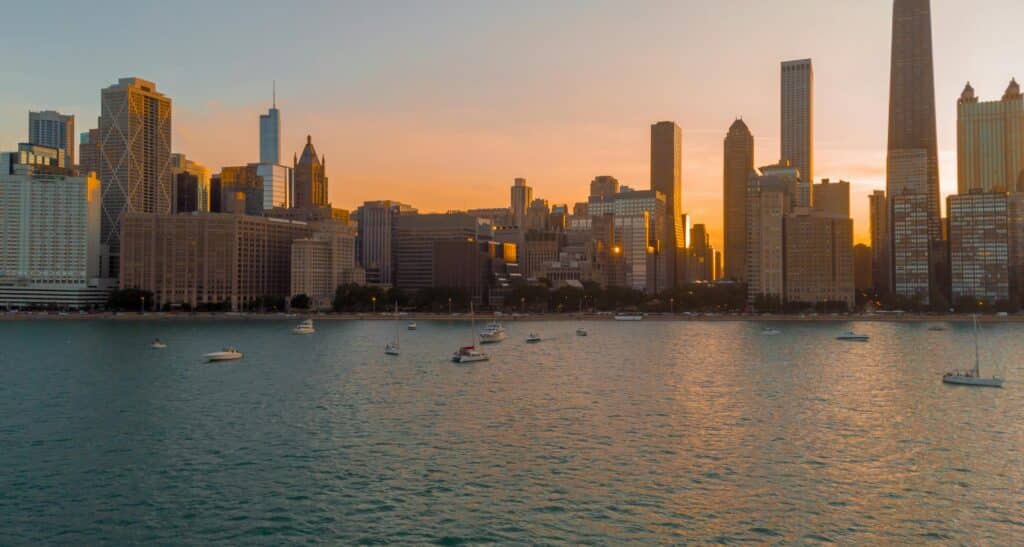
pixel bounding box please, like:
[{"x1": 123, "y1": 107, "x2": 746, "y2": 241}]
[{"x1": 2, "y1": 1, "x2": 1024, "y2": 249}]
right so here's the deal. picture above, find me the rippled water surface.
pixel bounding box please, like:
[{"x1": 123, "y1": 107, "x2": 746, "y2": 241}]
[{"x1": 1, "y1": 319, "x2": 1022, "y2": 544}]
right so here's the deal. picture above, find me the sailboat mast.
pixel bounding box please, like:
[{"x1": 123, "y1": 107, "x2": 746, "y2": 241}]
[
  {"x1": 395, "y1": 302, "x2": 400, "y2": 349},
  {"x1": 974, "y1": 314, "x2": 980, "y2": 375},
  {"x1": 470, "y1": 301, "x2": 475, "y2": 347}
]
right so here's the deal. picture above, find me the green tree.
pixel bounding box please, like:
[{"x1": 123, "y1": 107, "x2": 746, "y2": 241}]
[{"x1": 290, "y1": 294, "x2": 312, "y2": 310}]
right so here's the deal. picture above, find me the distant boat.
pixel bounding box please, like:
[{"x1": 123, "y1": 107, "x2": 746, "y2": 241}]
[
  {"x1": 204, "y1": 348, "x2": 243, "y2": 362},
  {"x1": 151, "y1": 338, "x2": 167, "y2": 349},
  {"x1": 526, "y1": 332, "x2": 542, "y2": 343},
  {"x1": 452, "y1": 302, "x2": 488, "y2": 363},
  {"x1": 576, "y1": 327, "x2": 588, "y2": 337},
  {"x1": 292, "y1": 319, "x2": 315, "y2": 335},
  {"x1": 928, "y1": 326, "x2": 946, "y2": 332},
  {"x1": 407, "y1": 322, "x2": 417, "y2": 331},
  {"x1": 944, "y1": 316, "x2": 1003, "y2": 388},
  {"x1": 479, "y1": 321, "x2": 507, "y2": 344},
  {"x1": 614, "y1": 314, "x2": 643, "y2": 321},
  {"x1": 836, "y1": 331, "x2": 869, "y2": 342},
  {"x1": 761, "y1": 327, "x2": 781, "y2": 336},
  {"x1": 386, "y1": 302, "x2": 400, "y2": 356}
]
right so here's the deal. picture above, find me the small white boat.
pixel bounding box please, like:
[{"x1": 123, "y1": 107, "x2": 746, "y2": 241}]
[
  {"x1": 944, "y1": 316, "x2": 1003, "y2": 388},
  {"x1": 614, "y1": 314, "x2": 643, "y2": 321},
  {"x1": 204, "y1": 348, "x2": 243, "y2": 362},
  {"x1": 292, "y1": 319, "x2": 315, "y2": 335},
  {"x1": 836, "y1": 331, "x2": 869, "y2": 342},
  {"x1": 526, "y1": 332, "x2": 542, "y2": 343},
  {"x1": 479, "y1": 322, "x2": 507, "y2": 344},
  {"x1": 407, "y1": 322, "x2": 417, "y2": 331},
  {"x1": 151, "y1": 338, "x2": 167, "y2": 349},
  {"x1": 576, "y1": 327, "x2": 588, "y2": 336},
  {"x1": 761, "y1": 327, "x2": 781, "y2": 336}
]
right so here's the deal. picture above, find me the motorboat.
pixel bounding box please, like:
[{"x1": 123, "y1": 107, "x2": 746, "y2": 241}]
[
  {"x1": 526, "y1": 332, "x2": 542, "y2": 343},
  {"x1": 407, "y1": 322, "x2": 417, "y2": 331},
  {"x1": 151, "y1": 338, "x2": 167, "y2": 349},
  {"x1": 479, "y1": 322, "x2": 507, "y2": 344},
  {"x1": 928, "y1": 326, "x2": 946, "y2": 332},
  {"x1": 576, "y1": 327, "x2": 588, "y2": 336},
  {"x1": 204, "y1": 348, "x2": 243, "y2": 362},
  {"x1": 944, "y1": 316, "x2": 1004, "y2": 388},
  {"x1": 386, "y1": 302, "x2": 401, "y2": 356},
  {"x1": 614, "y1": 314, "x2": 643, "y2": 321},
  {"x1": 292, "y1": 319, "x2": 315, "y2": 335},
  {"x1": 761, "y1": 327, "x2": 781, "y2": 336},
  {"x1": 452, "y1": 302, "x2": 488, "y2": 363},
  {"x1": 836, "y1": 331, "x2": 869, "y2": 342}
]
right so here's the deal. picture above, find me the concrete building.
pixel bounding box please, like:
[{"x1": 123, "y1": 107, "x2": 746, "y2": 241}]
[
  {"x1": 170, "y1": 154, "x2": 210, "y2": 213},
  {"x1": 651, "y1": 121, "x2": 684, "y2": 288},
  {"x1": 523, "y1": 231, "x2": 561, "y2": 279},
  {"x1": 353, "y1": 200, "x2": 417, "y2": 285},
  {"x1": 29, "y1": 110, "x2": 74, "y2": 168},
  {"x1": 290, "y1": 223, "x2": 364, "y2": 309},
  {"x1": 781, "y1": 59, "x2": 813, "y2": 184},
  {"x1": 510, "y1": 178, "x2": 532, "y2": 227},
  {"x1": 813, "y1": 179, "x2": 850, "y2": 217},
  {"x1": 957, "y1": 79, "x2": 1024, "y2": 193},
  {"x1": 0, "y1": 145, "x2": 106, "y2": 308},
  {"x1": 293, "y1": 135, "x2": 328, "y2": 209},
  {"x1": 869, "y1": 190, "x2": 891, "y2": 293},
  {"x1": 892, "y1": 192, "x2": 932, "y2": 303},
  {"x1": 948, "y1": 192, "x2": 1010, "y2": 305},
  {"x1": 783, "y1": 208, "x2": 855, "y2": 309},
  {"x1": 393, "y1": 213, "x2": 479, "y2": 290},
  {"x1": 724, "y1": 119, "x2": 755, "y2": 281},
  {"x1": 746, "y1": 173, "x2": 791, "y2": 304},
  {"x1": 98, "y1": 77, "x2": 173, "y2": 277},
  {"x1": 120, "y1": 213, "x2": 313, "y2": 311}
]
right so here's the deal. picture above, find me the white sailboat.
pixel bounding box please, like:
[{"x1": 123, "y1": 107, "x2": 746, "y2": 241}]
[
  {"x1": 292, "y1": 319, "x2": 315, "y2": 335},
  {"x1": 944, "y1": 316, "x2": 1004, "y2": 387},
  {"x1": 453, "y1": 302, "x2": 489, "y2": 363},
  {"x1": 386, "y1": 302, "x2": 400, "y2": 355},
  {"x1": 576, "y1": 299, "x2": 588, "y2": 336}
]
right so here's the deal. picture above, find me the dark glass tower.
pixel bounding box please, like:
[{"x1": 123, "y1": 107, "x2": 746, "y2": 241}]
[{"x1": 723, "y1": 119, "x2": 754, "y2": 281}]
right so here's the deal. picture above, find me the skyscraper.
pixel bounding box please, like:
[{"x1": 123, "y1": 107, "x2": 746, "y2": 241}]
[
  {"x1": 869, "y1": 190, "x2": 891, "y2": 293},
  {"x1": 888, "y1": 0, "x2": 941, "y2": 246},
  {"x1": 781, "y1": 59, "x2": 813, "y2": 183},
  {"x1": 98, "y1": 77, "x2": 172, "y2": 277},
  {"x1": 812, "y1": 179, "x2": 850, "y2": 218},
  {"x1": 293, "y1": 135, "x2": 328, "y2": 209},
  {"x1": 28, "y1": 111, "x2": 75, "y2": 168},
  {"x1": 78, "y1": 128, "x2": 101, "y2": 177},
  {"x1": 723, "y1": 119, "x2": 754, "y2": 281},
  {"x1": 510, "y1": 178, "x2": 532, "y2": 228},
  {"x1": 354, "y1": 200, "x2": 417, "y2": 285},
  {"x1": 651, "y1": 121, "x2": 683, "y2": 287},
  {"x1": 957, "y1": 79, "x2": 1024, "y2": 193},
  {"x1": 260, "y1": 85, "x2": 281, "y2": 165},
  {"x1": 948, "y1": 192, "x2": 1010, "y2": 305}
]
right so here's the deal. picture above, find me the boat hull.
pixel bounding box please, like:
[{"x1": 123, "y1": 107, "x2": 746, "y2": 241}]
[
  {"x1": 943, "y1": 375, "x2": 1003, "y2": 387},
  {"x1": 205, "y1": 353, "x2": 243, "y2": 362}
]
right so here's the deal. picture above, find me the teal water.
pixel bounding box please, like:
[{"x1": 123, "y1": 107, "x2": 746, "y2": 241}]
[{"x1": 1, "y1": 319, "x2": 1022, "y2": 544}]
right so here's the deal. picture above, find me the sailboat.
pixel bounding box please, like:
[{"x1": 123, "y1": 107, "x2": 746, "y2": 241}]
[
  {"x1": 943, "y1": 315, "x2": 1004, "y2": 387},
  {"x1": 386, "y1": 302, "x2": 400, "y2": 356},
  {"x1": 576, "y1": 298, "x2": 588, "y2": 336},
  {"x1": 452, "y1": 302, "x2": 488, "y2": 363}
]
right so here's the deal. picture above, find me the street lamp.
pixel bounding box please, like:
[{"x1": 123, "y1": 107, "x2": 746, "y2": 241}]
[
  {"x1": 139, "y1": 296, "x2": 145, "y2": 315},
  {"x1": 448, "y1": 297, "x2": 453, "y2": 315},
  {"x1": 670, "y1": 297, "x2": 675, "y2": 315},
  {"x1": 521, "y1": 296, "x2": 525, "y2": 313},
  {"x1": 372, "y1": 296, "x2": 377, "y2": 314}
]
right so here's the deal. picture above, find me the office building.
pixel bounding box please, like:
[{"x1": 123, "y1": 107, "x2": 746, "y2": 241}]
[
  {"x1": 612, "y1": 189, "x2": 668, "y2": 293},
  {"x1": 98, "y1": 77, "x2": 173, "y2": 277},
  {"x1": 589, "y1": 175, "x2": 620, "y2": 200},
  {"x1": 813, "y1": 179, "x2": 850, "y2": 217},
  {"x1": 723, "y1": 119, "x2": 754, "y2": 281},
  {"x1": 78, "y1": 128, "x2": 100, "y2": 177},
  {"x1": 393, "y1": 213, "x2": 479, "y2": 290},
  {"x1": 170, "y1": 154, "x2": 210, "y2": 213},
  {"x1": 293, "y1": 135, "x2": 328, "y2": 209},
  {"x1": 957, "y1": 79, "x2": 1024, "y2": 193},
  {"x1": 510, "y1": 178, "x2": 532, "y2": 227},
  {"x1": 746, "y1": 172, "x2": 791, "y2": 303},
  {"x1": 686, "y1": 224, "x2": 715, "y2": 282},
  {"x1": 888, "y1": 0, "x2": 941, "y2": 248},
  {"x1": 783, "y1": 208, "x2": 855, "y2": 309},
  {"x1": 260, "y1": 89, "x2": 281, "y2": 165},
  {"x1": 948, "y1": 192, "x2": 1010, "y2": 304},
  {"x1": 523, "y1": 231, "x2": 561, "y2": 279},
  {"x1": 120, "y1": 212, "x2": 314, "y2": 311},
  {"x1": 218, "y1": 165, "x2": 264, "y2": 215},
  {"x1": 353, "y1": 200, "x2": 417, "y2": 285},
  {"x1": 526, "y1": 198, "x2": 550, "y2": 231},
  {"x1": 761, "y1": 161, "x2": 808, "y2": 208},
  {"x1": 291, "y1": 223, "x2": 364, "y2": 309},
  {"x1": 892, "y1": 192, "x2": 931, "y2": 303},
  {"x1": 28, "y1": 111, "x2": 74, "y2": 168},
  {"x1": 651, "y1": 121, "x2": 684, "y2": 287},
  {"x1": 0, "y1": 145, "x2": 106, "y2": 308},
  {"x1": 855, "y1": 244, "x2": 873, "y2": 292},
  {"x1": 781, "y1": 59, "x2": 813, "y2": 183},
  {"x1": 869, "y1": 190, "x2": 891, "y2": 293}
]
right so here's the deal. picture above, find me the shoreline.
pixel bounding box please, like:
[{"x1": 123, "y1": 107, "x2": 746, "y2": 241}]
[{"x1": 1, "y1": 312, "x2": 1021, "y2": 323}]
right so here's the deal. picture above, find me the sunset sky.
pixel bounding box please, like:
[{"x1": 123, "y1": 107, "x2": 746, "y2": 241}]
[{"x1": 2, "y1": 0, "x2": 1023, "y2": 248}]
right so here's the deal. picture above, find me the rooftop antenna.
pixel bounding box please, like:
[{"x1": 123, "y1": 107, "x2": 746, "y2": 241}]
[{"x1": 272, "y1": 80, "x2": 276, "y2": 108}]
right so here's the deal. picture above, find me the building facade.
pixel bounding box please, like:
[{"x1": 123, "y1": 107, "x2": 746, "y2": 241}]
[
  {"x1": 957, "y1": 79, "x2": 1024, "y2": 194},
  {"x1": 746, "y1": 174, "x2": 790, "y2": 304},
  {"x1": 293, "y1": 135, "x2": 328, "y2": 209},
  {"x1": 290, "y1": 223, "x2": 363, "y2": 309},
  {"x1": 651, "y1": 121, "x2": 683, "y2": 288},
  {"x1": 354, "y1": 200, "x2": 417, "y2": 285},
  {"x1": 510, "y1": 178, "x2": 532, "y2": 228},
  {"x1": 781, "y1": 59, "x2": 813, "y2": 184},
  {"x1": 98, "y1": 77, "x2": 173, "y2": 277},
  {"x1": 948, "y1": 192, "x2": 1010, "y2": 305},
  {"x1": 892, "y1": 192, "x2": 931, "y2": 303},
  {"x1": 170, "y1": 153, "x2": 210, "y2": 213},
  {"x1": 218, "y1": 165, "x2": 264, "y2": 215},
  {"x1": 723, "y1": 119, "x2": 754, "y2": 281},
  {"x1": 29, "y1": 110, "x2": 74, "y2": 168},
  {"x1": 783, "y1": 208, "x2": 855, "y2": 308},
  {"x1": 869, "y1": 190, "x2": 891, "y2": 293},
  {"x1": 813, "y1": 179, "x2": 850, "y2": 217},
  {"x1": 393, "y1": 213, "x2": 479, "y2": 290}
]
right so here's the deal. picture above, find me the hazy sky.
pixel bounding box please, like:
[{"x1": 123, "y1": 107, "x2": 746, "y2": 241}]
[{"x1": 2, "y1": 0, "x2": 1023, "y2": 247}]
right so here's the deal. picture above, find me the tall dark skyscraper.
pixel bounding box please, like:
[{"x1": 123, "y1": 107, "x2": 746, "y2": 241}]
[
  {"x1": 293, "y1": 135, "x2": 328, "y2": 209},
  {"x1": 651, "y1": 121, "x2": 683, "y2": 288},
  {"x1": 887, "y1": 0, "x2": 940, "y2": 246},
  {"x1": 723, "y1": 119, "x2": 754, "y2": 281}
]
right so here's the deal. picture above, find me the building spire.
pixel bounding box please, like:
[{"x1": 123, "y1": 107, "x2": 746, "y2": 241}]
[{"x1": 272, "y1": 80, "x2": 276, "y2": 108}]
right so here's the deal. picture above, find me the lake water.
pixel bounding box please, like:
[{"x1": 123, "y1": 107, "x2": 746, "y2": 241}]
[{"x1": 1, "y1": 319, "x2": 1022, "y2": 544}]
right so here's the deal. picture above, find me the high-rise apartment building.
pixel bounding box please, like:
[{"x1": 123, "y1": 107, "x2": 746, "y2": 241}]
[
  {"x1": 888, "y1": 0, "x2": 941, "y2": 248},
  {"x1": 854, "y1": 244, "x2": 874, "y2": 292},
  {"x1": 813, "y1": 179, "x2": 850, "y2": 217},
  {"x1": 255, "y1": 93, "x2": 292, "y2": 209},
  {"x1": 291, "y1": 223, "x2": 364, "y2": 309},
  {"x1": 957, "y1": 79, "x2": 1024, "y2": 194},
  {"x1": 0, "y1": 144, "x2": 106, "y2": 308},
  {"x1": 354, "y1": 200, "x2": 417, "y2": 285},
  {"x1": 651, "y1": 121, "x2": 683, "y2": 288},
  {"x1": 612, "y1": 189, "x2": 668, "y2": 293},
  {"x1": 746, "y1": 173, "x2": 790, "y2": 303},
  {"x1": 869, "y1": 190, "x2": 891, "y2": 293},
  {"x1": 761, "y1": 161, "x2": 808, "y2": 208},
  {"x1": 28, "y1": 111, "x2": 74, "y2": 168},
  {"x1": 783, "y1": 208, "x2": 855, "y2": 309},
  {"x1": 948, "y1": 192, "x2": 1011, "y2": 304},
  {"x1": 510, "y1": 178, "x2": 532, "y2": 228},
  {"x1": 293, "y1": 135, "x2": 328, "y2": 209},
  {"x1": 723, "y1": 119, "x2": 754, "y2": 281},
  {"x1": 687, "y1": 224, "x2": 715, "y2": 282},
  {"x1": 170, "y1": 154, "x2": 210, "y2": 214},
  {"x1": 98, "y1": 77, "x2": 173, "y2": 277},
  {"x1": 260, "y1": 91, "x2": 281, "y2": 165},
  {"x1": 781, "y1": 59, "x2": 813, "y2": 184},
  {"x1": 892, "y1": 192, "x2": 931, "y2": 303},
  {"x1": 78, "y1": 128, "x2": 100, "y2": 177},
  {"x1": 393, "y1": 213, "x2": 479, "y2": 289}
]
